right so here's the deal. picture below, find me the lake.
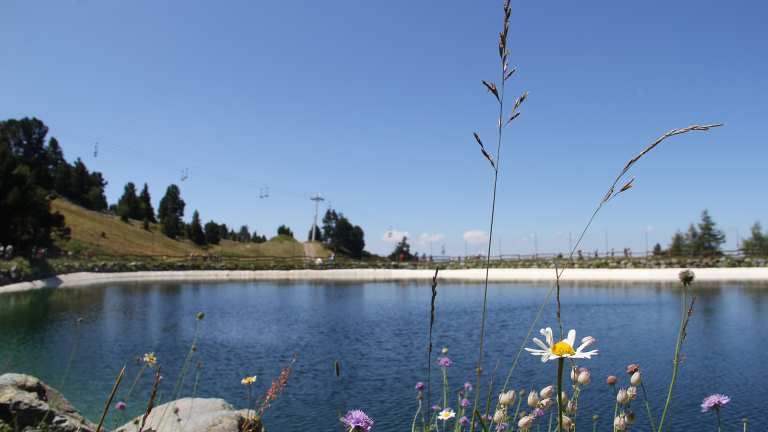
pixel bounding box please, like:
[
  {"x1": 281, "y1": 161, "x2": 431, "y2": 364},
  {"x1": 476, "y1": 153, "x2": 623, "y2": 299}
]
[{"x1": 1, "y1": 279, "x2": 765, "y2": 431}]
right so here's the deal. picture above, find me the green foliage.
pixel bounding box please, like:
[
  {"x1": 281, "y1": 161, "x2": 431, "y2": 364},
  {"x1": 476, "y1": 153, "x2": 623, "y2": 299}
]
[
  {"x1": 269, "y1": 234, "x2": 298, "y2": 243},
  {"x1": 308, "y1": 225, "x2": 323, "y2": 242},
  {"x1": 187, "y1": 210, "x2": 206, "y2": 245},
  {"x1": 138, "y1": 183, "x2": 157, "y2": 223},
  {"x1": 0, "y1": 117, "x2": 63, "y2": 191},
  {"x1": 158, "y1": 184, "x2": 185, "y2": 239},
  {"x1": 741, "y1": 221, "x2": 768, "y2": 252},
  {"x1": 0, "y1": 142, "x2": 69, "y2": 248},
  {"x1": 321, "y1": 209, "x2": 339, "y2": 242},
  {"x1": 322, "y1": 209, "x2": 365, "y2": 258},
  {"x1": 277, "y1": 224, "x2": 294, "y2": 238},
  {"x1": 218, "y1": 223, "x2": 229, "y2": 240},
  {"x1": 388, "y1": 236, "x2": 413, "y2": 261},
  {"x1": 238, "y1": 225, "x2": 251, "y2": 242},
  {"x1": 142, "y1": 218, "x2": 150, "y2": 231},
  {"x1": 696, "y1": 209, "x2": 725, "y2": 252},
  {"x1": 53, "y1": 157, "x2": 108, "y2": 211},
  {"x1": 204, "y1": 220, "x2": 221, "y2": 245},
  {"x1": 117, "y1": 182, "x2": 142, "y2": 220}
]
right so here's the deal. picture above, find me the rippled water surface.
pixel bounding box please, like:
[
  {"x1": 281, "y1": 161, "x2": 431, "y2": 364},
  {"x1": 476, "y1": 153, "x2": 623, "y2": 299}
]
[{"x1": 1, "y1": 279, "x2": 766, "y2": 431}]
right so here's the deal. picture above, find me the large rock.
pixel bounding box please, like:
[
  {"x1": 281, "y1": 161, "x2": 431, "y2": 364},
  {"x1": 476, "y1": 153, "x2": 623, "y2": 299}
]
[
  {"x1": 117, "y1": 398, "x2": 265, "y2": 432},
  {"x1": 0, "y1": 373, "x2": 98, "y2": 432}
]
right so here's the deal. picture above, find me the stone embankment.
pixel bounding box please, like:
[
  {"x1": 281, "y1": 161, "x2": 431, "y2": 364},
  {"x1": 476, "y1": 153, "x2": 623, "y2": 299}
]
[
  {"x1": 1, "y1": 256, "x2": 766, "y2": 287},
  {"x1": 0, "y1": 373, "x2": 265, "y2": 432}
]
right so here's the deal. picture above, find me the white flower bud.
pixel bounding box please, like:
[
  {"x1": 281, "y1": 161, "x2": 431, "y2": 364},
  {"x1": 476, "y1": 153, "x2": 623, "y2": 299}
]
[
  {"x1": 518, "y1": 416, "x2": 533, "y2": 430},
  {"x1": 566, "y1": 399, "x2": 578, "y2": 414},
  {"x1": 626, "y1": 411, "x2": 636, "y2": 425},
  {"x1": 617, "y1": 389, "x2": 630, "y2": 404},
  {"x1": 493, "y1": 408, "x2": 505, "y2": 423},
  {"x1": 577, "y1": 371, "x2": 591, "y2": 386},
  {"x1": 538, "y1": 399, "x2": 554, "y2": 411},
  {"x1": 570, "y1": 368, "x2": 580, "y2": 382},
  {"x1": 631, "y1": 372, "x2": 642, "y2": 386},
  {"x1": 527, "y1": 390, "x2": 540, "y2": 408},
  {"x1": 558, "y1": 415, "x2": 573, "y2": 430},
  {"x1": 499, "y1": 390, "x2": 517, "y2": 406},
  {"x1": 614, "y1": 415, "x2": 627, "y2": 431},
  {"x1": 540, "y1": 385, "x2": 555, "y2": 399},
  {"x1": 627, "y1": 386, "x2": 637, "y2": 401}
]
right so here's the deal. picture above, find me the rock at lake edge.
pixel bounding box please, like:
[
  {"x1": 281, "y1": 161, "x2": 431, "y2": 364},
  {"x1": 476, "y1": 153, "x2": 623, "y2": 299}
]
[
  {"x1": 117, "y1": 398, "x2": 265, "y2": 432},
  {"x1": 0, "y1": 373, "x2": 98, "y2": 432}
]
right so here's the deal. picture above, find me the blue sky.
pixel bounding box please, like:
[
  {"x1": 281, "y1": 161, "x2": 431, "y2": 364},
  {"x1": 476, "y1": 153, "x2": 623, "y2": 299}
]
[{"x1": 2, "y1": 1, "x2": 766, "y2": 257}]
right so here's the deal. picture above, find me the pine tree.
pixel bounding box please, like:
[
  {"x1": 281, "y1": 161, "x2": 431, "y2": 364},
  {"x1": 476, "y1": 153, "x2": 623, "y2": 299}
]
[
  {"x1": 117, "y1": 182, "x2": 141, "y2": 221},
  {"x1": 158, "y1": 184, "x2": 185, "y2": 239},
  {"x1": 138, "y1": 183, "x2": 157, "y2": 223},
  {"x1": 204, "y1": 221, "x2": 221, "y2": 245},
  {"x1": 188, "y1": 210, "x2": 206, "y2": 245},
  {"x1": 696, "y1": 209, "x2": 725, "y2": 252},
  {"x1": 388, "y1": 236, "x2": 413, "y2": 261},
  {"x1": 741, "y1": 221, "x2": 767, "y2": 253},
  {"x1": 668, "y1": 230, "x2": 686, "y2": 254}
]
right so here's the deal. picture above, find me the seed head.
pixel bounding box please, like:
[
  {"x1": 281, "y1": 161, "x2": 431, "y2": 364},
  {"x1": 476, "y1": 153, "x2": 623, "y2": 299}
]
[
  {"x1": 558, "y1": 415, "x2": 573, "y2": 430},
  {"x1": 617, "y1": 389, "x2": 630, "y2": 404},
  {"x1": 538, "y1": 399, "x2": 554, "y2": 411},
  {"x1": 493, "y1": 408, "x2": 505, "y2": 423},
  {"x1": 678, "y1": 269, "x2": 695, "y2": 285},
  {"x1": 442, "y1": 347, "x2": 449, "y2": 354},
  {"x1": 517, "y1": 416, "x2": 533, "y2": 431},
  {"x1": 197, "y1": 311, "x2": 205, "y2": 320},
  {"x1": 499, "y1": 390, "x2": 517, "y2": 406},
  {"x1": 592, "y1": 415, "x2": 599, "y2": 421},
  {"x1": 578, "y1": 371, "x2": 591, "y2": 386},
  {"x1": 614, "y1": 415, "x2": 627, "y2": 431},
  {"x1": 570, "y1": 367, "x2": 580, "y2": 382},
  {"x1": 626, "y1": 411, "x2": 636, "y2": 425},
  {"x1": 630, "y1": 372, "x2": 642, "y2": 385},
  {"x1": 519, "y1": 390, "x2": 526, "y2": 397},
  {"x1": 77, "y1": 317, "x2": 84, "y2": 323},
  {"x1": 566, "y1": 399, "x2": 578, "y2": 414},
  {"x1": 540, "y1": 386, "x2": 554, "y2": 399},
  {"x1": 627, "y1": 386, "x2": 637, "y2": 400}
]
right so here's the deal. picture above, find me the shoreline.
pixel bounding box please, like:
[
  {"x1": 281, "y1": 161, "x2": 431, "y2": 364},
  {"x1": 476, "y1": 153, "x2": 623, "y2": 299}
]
[{"x1": 2, "y1": 267, "x2": 768, "y2": 293}]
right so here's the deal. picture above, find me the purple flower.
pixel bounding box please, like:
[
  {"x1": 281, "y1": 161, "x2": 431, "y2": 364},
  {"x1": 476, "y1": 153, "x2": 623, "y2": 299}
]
[
  {"x1": 533, "y1": 408, "x2": 544, "y2": 417},
  {"x1": 415, "y1": 382, "x2": 425, "y2": 391},
  {"x1": 495, "y1": 423, "x2": 508, "y2": 431},
  {"x1": 432, "y1": 406, "x2": 442, "y2": 411},
  {"x1": 464, "y1": 382, "x2": 473, "y2": 392},
  {"x1": 437, "y1": 357, "x2": 452, "y2": 367},
  {"x1": 460, "y1": 399, "x2": 471, "y2": 407},
  {"x1": 702, "y1": 394, "x2": 730, "y2": 412},
  {"x1": 341, "y1": 410, "x2": 374, "y2": 432},
  {"x1": 159, "y1": 376, "x2": 164, "y2": 381},
  {"x1": 483, "y1": 414, "x2": 493, "y2": 421},
  {"x1": 459, "y1": 417, "x2": 470, "y2": 425},
  {"x1": 115, "y1": 401, "x2": 126, "y2": 411},
  {"x1": 444, "y1": 407, "x2": 453, "y2": 412}
]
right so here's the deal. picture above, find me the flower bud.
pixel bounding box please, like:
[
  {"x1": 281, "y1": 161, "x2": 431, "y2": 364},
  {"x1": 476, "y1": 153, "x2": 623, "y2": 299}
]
[
  {"x1": 631, "y1": 372, "x2": 642, "y2": 385},
  {"x1": 197, "y1": 311, "x2": 205, "y2": 320},
  {"x1": 570, "y1": 368, "x2": 580, "y2": 382},
  {"x1": 627, "y1": 386, "x2": 637, "y2": 401},
  {"x1": 626, "y1": 364, "x2": 639, "y2": 374},
  {"x1": 560, "y1": 391, "x2": 568, "y2": 404},
  {"x1": 494, "y1": 408, "x2": 506, "y2": 423},
  {"x1": 626, "y1": 412, "x2": 636, "y2": 425},
  {"x1": 518, "y1": 416, "x2": 533, "y2": 431},
  {"x1": 77, "y1": 317, "x2": 84, "y2": 323},
  {"x1": 519, "y1": 389, "x2": 526, "y2": 397},
  {"x1": 617, "y1": 389, "x2": 630, "y2": 404},
  {"x1": 538, "y1": 399, "x2": 554, "y2": 411},
  {"x1": 558, "y1": 415, "x2": 573, "y2": 430},
  {"x1": 614, "y1": 415, "x2": 627, "y2": 431},
  {"x1": 566, "y1": 399, "x2": 578, "y2": 414},
  {"x1": 540, "y1": 385, "x2": 554, "y2": 399},
  {"x1": 442, "y1": 347, "x2": 449, "y2": 354},
  {"x1": 527, "y1": 390, "x2": 540, "y2": 408},
  {"x1": 499, "y1": 390, "x2": 517, "y2": 406},
  {"x1": 606, "y1": 376, "x2": 617, "y2": 385},
  {"x1": 578, "y1": 371, "x2": 591, "y2": 386},
  {"x1": 592, "y1": 415, "x2": 599, "y2": 421}
]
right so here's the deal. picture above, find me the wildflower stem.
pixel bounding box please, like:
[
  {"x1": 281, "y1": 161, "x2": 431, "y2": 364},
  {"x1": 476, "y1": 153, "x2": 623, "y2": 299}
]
[
  {"x1": 337, "y1": 375, "x2": 343, "y2": 432},
  {"x1": 114, "y1": 362, "x2": 148, "y2": 430},
  {"x1": 715, "y1": 407, "x2": 721, "y2": 432},
  {"x1": 97, "y1": 366, "x2": 125, "y2": 432},
  {"x1": 612, "y1": 386, "x2": 618, "y2": 432},
  {"x1": 181, "y1": 365, "x2": 201, "y2": 432},
  {"x1": 640, "y1": 382, "x2": 656, "y2": 432},
  {"x1": 412, "y1": 398, "x2": 422, "y2": 432},
  {"x1": 157, "y1": 317, "x2": 202, "y2": 429},
  {"x1": 557, "y1": 358, "x2": 564, "y2": 432},
  {"x1": 658, "y1": 283, "x2": 687, "y2": 432},
  {"x1": 591, "y1": 416, "x2": 596, "y2": 432},
  {"x1": 548, "y1": 409, "x2": 553, "y2": 432},
  {"x1": 39, "y1": 319, "x2": 82, "y2": 428}
]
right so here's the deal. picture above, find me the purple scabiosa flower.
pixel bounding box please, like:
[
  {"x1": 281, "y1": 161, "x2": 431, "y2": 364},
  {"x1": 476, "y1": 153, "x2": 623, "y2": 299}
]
[
  {"x1": 606, "y1": 375, "x2": 617, "y2": 385},
  {"x1": 701, "y1": 394, "x2": 730, "y2": 412},
  {"x1": 626, "y1": 364, "x2": 639, "y2": 374},
  {"x1": 133, "y1": 356, "x2": 141, "y2": 363},
  {"x1": 495, "y1": 423, "x2": 508, "y2": 431},
  {"x1": 431, "y1": 406, "x2": 441, "y2": 411},
  {"x1": 460, "y1": 399, "x2": 471, "y2": 407},
  {"x1": 458, "y1": 417, "x2": 470, "y2": 425},
  {"x1": 115, "y1": 401, "x2": 126, "y2": 411},
  {"x1": 437, "y1": 357, "x2": 452, "y2": 367},
  {"x1": 532, "y1": 408, "x2": 544, "y2": 417},
  {"x1": 415, "y1": 382, "x2": 425, "y2": 391},
  {"x1": 464, "y1": 382, "x2": 473, "y2": 392},
  {"x1": 341, "y1": 410, "x2": 374, "y2": 432},
  {"x1": 483, "y1": 414, "x2": 493, "y2": 421},
  {"x1": 158, "y1": 376, "x2": 164, "y2": 381}
]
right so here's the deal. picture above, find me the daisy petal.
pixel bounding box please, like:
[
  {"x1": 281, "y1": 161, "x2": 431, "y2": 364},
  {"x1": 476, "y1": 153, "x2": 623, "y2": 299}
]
[
  {"x1": 543, "y1": 328, "x2": 555, "y2": 348},
  {"x1": 533, "y1": 338, "x2": 549, "y2": 351},
  {"x1": 566, "y1": 329, "x2": 576, "y2": 348}
]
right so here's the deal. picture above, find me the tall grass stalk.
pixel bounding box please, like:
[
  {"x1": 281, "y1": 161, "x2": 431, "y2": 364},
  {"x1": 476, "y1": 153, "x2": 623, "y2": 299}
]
[
  {"x1": 39, "y1": 317, "x2": 83, "y2": 428},
  {"x1": 640, "y1": 382, "x2": 656, "y2": 432},
  {"x1": 96, "y1": 366, "x2": 125, "y2": 432},
  {"x1": 113, "y1": 362, "x2": 148, "y2": 430},
  {"x1": 658, "y1": 276, "x2": 693, "y2": 431},
  {"x1": 180, "y1": 363, "x2": 201, "y2": 431}
]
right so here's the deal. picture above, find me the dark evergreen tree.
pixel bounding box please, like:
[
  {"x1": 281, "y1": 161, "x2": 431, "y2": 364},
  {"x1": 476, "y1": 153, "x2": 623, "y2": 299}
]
[
  {"x1": 117, "y1": 182, "x2": 141, "y2": 220},
  {"x1": 229, "y1": 229, "x2": 237, "y2": 241},
  {"x1": 696, "y1": 209, "x2": 725, "y2": 252},
  {"x1": 158, "y1": 184, "x2": 185, "y2": 239},
  {"x1": 0, "y1": 142, "x2": 69, "y2": 249},
  {"x1": 218, "y1": 223, "x2": 229, "y2": 240},
  {"x1": 388, "y1": 236, "x2": 413, "y2": 261},
  {"x1": 277, "y1": 225, "x2": 294, "y2": 238},
  {"x1": 668, "y1": 230, "x2": 686, "y2": 254},
  {"x1": 685, "y1": 223, "x2": 699, "y2": 254},
  {"x1": 0, "y1": 117, "x2": 63, "y2": 190},
  {"x1": 741, "y1": 221, "x2": 767, "y2": 253},
  {"x1": 327, "y1": 216, "x2": 365, "y2": 258},
  {"x1": 138, "y1": 183, "x2": 157, "y2": 223},
  {"x1": 238, "y1": 225, "x2": 251, "y2": 242},
  {"x1": 205, "y1": 221, "x2": 221, "y2": 245},
  {"x1": 187, "y1": 210, "x2": 206, "y2": 245},
  {"x1": 321, "y1": 209, "x2": 339, "y2": 243},
  {"x1": 308, "y1": 225, "x2": 323, "y2": 242}
]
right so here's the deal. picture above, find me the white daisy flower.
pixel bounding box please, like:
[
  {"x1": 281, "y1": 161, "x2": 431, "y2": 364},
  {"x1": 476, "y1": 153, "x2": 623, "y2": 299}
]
[
  {"x1": 437, "y1": 409, "x2": 456, "y2": 420},
  {"x1": 525, "y1": 328, "x2": 597, "y2": 363}
]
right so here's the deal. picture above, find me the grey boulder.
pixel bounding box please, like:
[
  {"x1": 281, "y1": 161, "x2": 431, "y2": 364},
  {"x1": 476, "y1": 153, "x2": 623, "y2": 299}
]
[{"x1": 117, "y1": 398, "x2": 265, "y2": 432}]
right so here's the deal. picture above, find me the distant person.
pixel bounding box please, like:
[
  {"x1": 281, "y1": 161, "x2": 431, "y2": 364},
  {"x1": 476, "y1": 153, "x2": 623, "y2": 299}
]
[
  {"x1": 623, "y1": 248, "x2": 628, "y2": 257},
  {"x1": 429, "y1": 255, "x2": 433, "y2": 262},
  {"x1": 594, "y1": 249, "x2": 598, "y2": 258},
  {"x1": 611, "y1": 248, "x2": 614, "y2": 258},
  {"x1": 628, "y1": 248, "x2": 632, "y2": 257},
  {"x1": 577, "y1": 250, "x2": 583, "y2": 260},
  {"x1": 399, "y1": 254, "x2": 404, "y2": 261},
  {"x1": 415, "y1": 252, "x2": 419, "y2": 261}
]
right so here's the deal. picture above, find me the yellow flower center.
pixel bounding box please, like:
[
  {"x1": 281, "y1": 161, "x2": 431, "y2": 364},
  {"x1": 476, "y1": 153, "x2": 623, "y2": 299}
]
[{"x1": 551, "y1": 342, "x2": 575, "y2": 356}]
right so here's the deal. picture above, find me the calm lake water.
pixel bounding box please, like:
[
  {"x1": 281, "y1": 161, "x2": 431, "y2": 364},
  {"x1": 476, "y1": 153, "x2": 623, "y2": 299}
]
[{"x1": 1, "y1": 279, "x2": 766, "y2": 431}]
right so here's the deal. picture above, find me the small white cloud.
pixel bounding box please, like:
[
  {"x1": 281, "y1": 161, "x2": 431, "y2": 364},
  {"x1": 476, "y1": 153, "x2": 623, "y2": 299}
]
[
  {"x1": 555, "y1": 230, "x2": 565, "y2": 236},
  {"x1": 419, "y1": 233, "x2": 446, "y2": 245},
  {"x1": 463, "y1": 230, "x2": 490, "y2": 246},
  {"x1": 645, "y1": 226, "x2": 656, "y2": 233},
  {"x1": 382, "y1": 230, "x2": 410, "y2": 244}
]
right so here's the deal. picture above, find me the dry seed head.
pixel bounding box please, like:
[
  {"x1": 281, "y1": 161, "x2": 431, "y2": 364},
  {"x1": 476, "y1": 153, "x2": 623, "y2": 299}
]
[
  {"x1": 541, "y1": 386, "x2": 554, "y2": 399},
  {"x1": 630, "y1": 372, "x2": 641, "y2": 385},
  {"x1": 566, "y1": 399, "x2": 578, "y2": 414},
  {"x1": 617, "y1": 389, "x2": 630, "y2": 404},
  {"x1": 614, "y1": 415, "x2": 627, "y2": 431},
  {"x1": 505, "y1": 67, "x2": 516, "y2": 81},
  {"x1": 626, "y1": 411, "x2": 636, "y2": 425},
  {"x1": 527, "y1": 390, "x2": 540, "y2": 408},
  {"x1": 335, "y1": 360, "x2": 340, "y2": 377},
  {"x1": 493, "y1": 408, "x2": 505, "y2": 423}
]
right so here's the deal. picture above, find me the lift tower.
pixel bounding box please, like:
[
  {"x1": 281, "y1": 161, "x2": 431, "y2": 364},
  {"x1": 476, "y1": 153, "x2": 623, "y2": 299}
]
[{"x1": 310, "y1": 194, "x2": 325, "y2": 242}]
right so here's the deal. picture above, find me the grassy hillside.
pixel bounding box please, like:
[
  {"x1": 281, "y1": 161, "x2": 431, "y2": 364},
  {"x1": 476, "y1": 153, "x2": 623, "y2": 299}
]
[{"x1": 51, "y1": 198, "x2": 331, "y2": 259}]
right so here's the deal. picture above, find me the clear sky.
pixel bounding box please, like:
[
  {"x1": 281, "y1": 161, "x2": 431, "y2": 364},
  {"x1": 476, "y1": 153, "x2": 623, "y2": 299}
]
[{"x1": 2, "y1": 1, "x2": 766, "y2": 257}]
